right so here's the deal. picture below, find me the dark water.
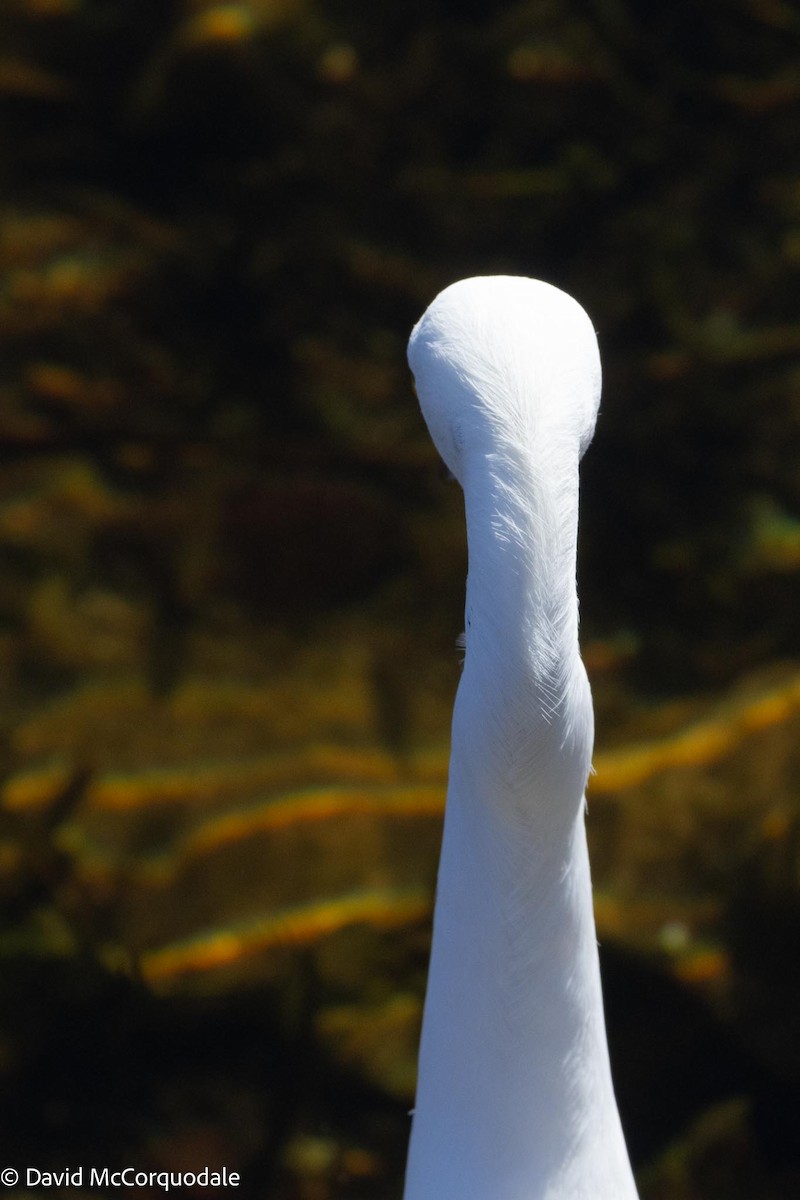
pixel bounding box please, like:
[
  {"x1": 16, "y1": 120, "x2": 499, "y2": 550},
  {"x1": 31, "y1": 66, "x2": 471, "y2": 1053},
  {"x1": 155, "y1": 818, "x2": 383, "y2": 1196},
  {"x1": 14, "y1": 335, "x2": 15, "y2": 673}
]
[{"x1": 1, "y1": 3, "x2": 799, "y2": 1196}]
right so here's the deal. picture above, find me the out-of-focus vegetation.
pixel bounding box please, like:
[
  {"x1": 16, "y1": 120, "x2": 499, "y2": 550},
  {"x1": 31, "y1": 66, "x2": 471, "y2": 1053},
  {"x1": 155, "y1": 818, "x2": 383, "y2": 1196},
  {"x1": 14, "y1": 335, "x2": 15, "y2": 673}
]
[
  {"x1": 2, "y1": 0, "x2": 800, "y2": 675},
  {"x1": 1, "y1": 2, "x2": 800, "y2": 1197}
]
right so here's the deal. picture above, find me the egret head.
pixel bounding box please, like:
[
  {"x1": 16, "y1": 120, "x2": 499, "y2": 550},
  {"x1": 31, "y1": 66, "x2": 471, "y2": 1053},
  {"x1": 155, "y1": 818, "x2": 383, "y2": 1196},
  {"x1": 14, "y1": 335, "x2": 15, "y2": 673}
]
[{"x1": 408, "y1": 276, "x2": 601, "y2": 485}]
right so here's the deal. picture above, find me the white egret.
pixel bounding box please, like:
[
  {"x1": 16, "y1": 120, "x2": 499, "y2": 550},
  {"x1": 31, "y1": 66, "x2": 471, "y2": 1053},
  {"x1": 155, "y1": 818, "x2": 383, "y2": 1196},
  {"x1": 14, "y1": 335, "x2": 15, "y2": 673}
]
[{"x1": 403, "y1": 277, "x2": 639, "y2": 1200}]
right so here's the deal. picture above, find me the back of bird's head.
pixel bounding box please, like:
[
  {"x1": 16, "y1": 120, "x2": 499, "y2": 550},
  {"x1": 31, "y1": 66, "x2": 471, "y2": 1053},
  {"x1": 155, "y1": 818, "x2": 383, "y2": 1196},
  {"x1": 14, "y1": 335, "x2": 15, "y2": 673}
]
[{"x1": 408, "y1": 276, "x2": 601, "y2": 484}]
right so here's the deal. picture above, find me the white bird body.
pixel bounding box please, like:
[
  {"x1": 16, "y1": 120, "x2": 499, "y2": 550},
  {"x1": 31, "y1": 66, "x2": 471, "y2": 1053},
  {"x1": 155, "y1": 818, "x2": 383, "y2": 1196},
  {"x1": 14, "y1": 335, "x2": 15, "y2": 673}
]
[{"x1": 403, "y1": 277, "x2": 639, "y2": 1200}]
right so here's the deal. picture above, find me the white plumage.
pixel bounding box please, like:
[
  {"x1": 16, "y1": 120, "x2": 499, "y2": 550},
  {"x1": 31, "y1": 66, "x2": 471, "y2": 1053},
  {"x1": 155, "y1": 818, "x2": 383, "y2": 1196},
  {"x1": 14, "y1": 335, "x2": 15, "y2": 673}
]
[{"x1": 403, "y1": 277, "x2": 638, "y2": 1200}]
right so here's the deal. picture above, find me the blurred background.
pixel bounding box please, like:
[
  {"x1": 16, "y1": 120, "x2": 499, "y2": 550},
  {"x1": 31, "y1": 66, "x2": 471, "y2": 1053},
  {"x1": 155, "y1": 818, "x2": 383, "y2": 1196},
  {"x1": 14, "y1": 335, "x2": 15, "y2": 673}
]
[{"x1": 1, "y1": 1, "x2": 799, "y2": 1196}]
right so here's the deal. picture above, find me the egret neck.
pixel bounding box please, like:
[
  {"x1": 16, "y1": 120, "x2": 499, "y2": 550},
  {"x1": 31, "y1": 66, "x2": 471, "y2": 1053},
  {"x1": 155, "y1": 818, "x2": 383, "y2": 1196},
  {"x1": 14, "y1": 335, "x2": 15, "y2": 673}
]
[{"x1": 403, "y1": 277, "x2": 638, "y2": 1200}]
